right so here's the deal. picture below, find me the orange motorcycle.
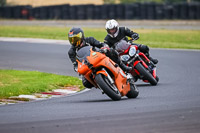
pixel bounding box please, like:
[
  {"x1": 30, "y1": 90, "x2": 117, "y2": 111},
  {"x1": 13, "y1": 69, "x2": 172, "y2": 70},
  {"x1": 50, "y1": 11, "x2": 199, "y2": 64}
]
[{"x1": 76, "y1": 46, "x2": 139, "y2": 101}]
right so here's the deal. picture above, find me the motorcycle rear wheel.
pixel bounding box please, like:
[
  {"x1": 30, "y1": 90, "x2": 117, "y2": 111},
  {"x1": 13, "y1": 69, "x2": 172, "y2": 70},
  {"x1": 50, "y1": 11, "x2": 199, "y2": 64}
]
[
  {"x1": 95, "y1": 74, "x2": 121, "y2": 101},
  {"x1": 126, "y1": 84, "x2": 139, "y2": 98},
  {"x1": 135, "y1": 63, "x2": 157, "y2": 85}
]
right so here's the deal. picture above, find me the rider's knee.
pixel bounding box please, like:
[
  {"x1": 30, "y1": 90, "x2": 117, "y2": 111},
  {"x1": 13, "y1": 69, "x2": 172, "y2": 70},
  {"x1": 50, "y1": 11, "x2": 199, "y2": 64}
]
[{"x1": 139, "y1": 44, "x2": 149, "y2": 53}]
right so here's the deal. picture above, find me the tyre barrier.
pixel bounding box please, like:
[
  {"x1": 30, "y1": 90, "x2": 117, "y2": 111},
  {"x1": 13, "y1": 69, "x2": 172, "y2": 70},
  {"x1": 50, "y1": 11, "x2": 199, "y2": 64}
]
[
  {"x1": 0, "y1": 2, "x2": 200, "y2": 20},
  {"x1": 86, "y1": 4, "x2": 95, "y2": 19}
]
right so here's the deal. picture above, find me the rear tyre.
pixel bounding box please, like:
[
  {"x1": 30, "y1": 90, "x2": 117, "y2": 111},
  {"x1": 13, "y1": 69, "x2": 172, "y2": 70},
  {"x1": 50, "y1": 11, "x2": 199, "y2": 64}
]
[
  {"x1": 135, "y1": 63, "x2": 157, "y2": 85},
  {"x1": 126, "y1": 84, "x2": 139, "y2": 98},
  {"x1": 95, "y1": 74, "x2": 121, "y2": 101}
]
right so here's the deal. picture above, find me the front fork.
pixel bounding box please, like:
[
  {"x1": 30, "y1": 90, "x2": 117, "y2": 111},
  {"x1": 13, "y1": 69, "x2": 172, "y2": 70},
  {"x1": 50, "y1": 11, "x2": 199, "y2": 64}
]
[
  {"x1": 96, "y1": 68, "x2": 118, "y2": 93},
  {"x1": 138, "y1": 53, "x2": 156, "y2": 73}
]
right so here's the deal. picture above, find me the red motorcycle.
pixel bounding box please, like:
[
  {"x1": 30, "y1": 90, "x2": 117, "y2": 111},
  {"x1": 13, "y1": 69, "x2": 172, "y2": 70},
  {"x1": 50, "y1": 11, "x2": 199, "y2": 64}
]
[{"x1": 115, "y1": 40, "x2": 159, "y2": 86}]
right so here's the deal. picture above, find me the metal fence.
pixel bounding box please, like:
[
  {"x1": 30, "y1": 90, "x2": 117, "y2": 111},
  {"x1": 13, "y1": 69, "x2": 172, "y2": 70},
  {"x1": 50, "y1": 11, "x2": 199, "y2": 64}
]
[{"x1": 0, "y1": 3, "x2": 200, "y2": 20}]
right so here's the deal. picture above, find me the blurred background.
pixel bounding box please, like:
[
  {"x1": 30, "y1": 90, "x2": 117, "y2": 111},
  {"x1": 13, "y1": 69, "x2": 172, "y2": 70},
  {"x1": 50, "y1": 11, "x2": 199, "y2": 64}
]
[{"x1": 0, "y1": 0, "x2": 200, "y2": 20}]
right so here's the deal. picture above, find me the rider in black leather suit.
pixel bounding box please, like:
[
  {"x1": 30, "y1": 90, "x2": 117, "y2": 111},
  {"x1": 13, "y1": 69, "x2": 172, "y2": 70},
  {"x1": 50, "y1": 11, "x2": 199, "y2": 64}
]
[
  {"x1": 68, "y1": 27, "x2": 133, "y2": 88},
  {"x1": 104, "y1": 19, "x2": 158, "y2": 64}
]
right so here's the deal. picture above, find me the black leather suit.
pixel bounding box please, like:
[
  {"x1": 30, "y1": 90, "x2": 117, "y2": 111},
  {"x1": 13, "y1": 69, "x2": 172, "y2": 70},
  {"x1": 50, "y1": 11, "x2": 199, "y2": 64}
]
[{"x1": 104, "y1": 27, "x2": 150, "y2": 56}]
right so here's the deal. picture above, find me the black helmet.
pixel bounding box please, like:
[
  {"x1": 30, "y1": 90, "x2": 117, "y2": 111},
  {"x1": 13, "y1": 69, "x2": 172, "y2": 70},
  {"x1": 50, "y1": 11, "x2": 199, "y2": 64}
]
[{"x1": 68, "y1": 27, "x2": 84, "y2": 47}]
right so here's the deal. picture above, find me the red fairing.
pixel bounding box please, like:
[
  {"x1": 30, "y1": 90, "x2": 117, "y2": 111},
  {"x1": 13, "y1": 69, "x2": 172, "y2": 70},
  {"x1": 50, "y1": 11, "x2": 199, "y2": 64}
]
[
  {"x1": 152, "y1": 68, "x2": 156, "y2": 78},
  {"x1": 134, "y1": 60, "x2": 148, "y2": 69},
  {"x1": 133, "y1": 61, "x2": 141, "y2": 75},
  {"x1": 133, "y1": 60, "x2": 141, "y2": 67},
  {"x1": 133, "y1": 45, "x2": 138, "y2": 50}
]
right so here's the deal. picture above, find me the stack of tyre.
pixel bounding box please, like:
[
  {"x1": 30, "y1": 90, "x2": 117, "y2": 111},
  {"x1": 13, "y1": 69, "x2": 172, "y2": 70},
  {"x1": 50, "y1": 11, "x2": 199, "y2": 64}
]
[{"x1": 0, "y1": 2, "x2": 200, "y2": 20}]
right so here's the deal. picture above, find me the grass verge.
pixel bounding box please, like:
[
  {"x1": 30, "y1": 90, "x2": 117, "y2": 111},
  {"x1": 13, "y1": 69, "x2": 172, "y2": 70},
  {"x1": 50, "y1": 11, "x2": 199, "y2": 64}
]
[
  {"x1": 0, "y1": 69, "x2": 84, "y2": 99},
  {"x1": 0, "y1": 25, "x2": 199, "y2": 49}
]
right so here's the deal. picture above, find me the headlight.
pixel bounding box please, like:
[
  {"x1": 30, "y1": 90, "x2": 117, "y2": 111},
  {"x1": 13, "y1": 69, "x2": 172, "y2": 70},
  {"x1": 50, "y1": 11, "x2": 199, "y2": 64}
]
[
  {"x1": 120, "y1": 55, "x2": 130, "y2": 62},
  {"x1": 129, "y1": 47, "x2": 136, "y2": 57}
]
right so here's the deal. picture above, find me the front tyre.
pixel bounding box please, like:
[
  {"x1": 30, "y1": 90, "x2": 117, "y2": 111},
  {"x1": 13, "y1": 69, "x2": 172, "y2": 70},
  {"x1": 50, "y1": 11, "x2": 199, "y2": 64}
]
[
  {"x1": 155, "y1": 76, "x2": 159, "y2": 82},
  {"x1": 95, "y1": 74, "x2": 121, "y2": 101},
  {"x1": 126, "y1": 84, "x2": 139, "y2": 98},
  {"x1": 135, "y1": 63, "x2": 157, "y2": 85}
]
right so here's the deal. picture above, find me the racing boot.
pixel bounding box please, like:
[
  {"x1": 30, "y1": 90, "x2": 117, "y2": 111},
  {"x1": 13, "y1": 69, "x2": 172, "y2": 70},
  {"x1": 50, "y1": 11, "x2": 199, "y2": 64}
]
[
  {"x1": 145, "y1": 53, "x2": 158, "y2": 64},
  {"x1": 149, "y1": 56, "x2": 158, "y2": 64}
]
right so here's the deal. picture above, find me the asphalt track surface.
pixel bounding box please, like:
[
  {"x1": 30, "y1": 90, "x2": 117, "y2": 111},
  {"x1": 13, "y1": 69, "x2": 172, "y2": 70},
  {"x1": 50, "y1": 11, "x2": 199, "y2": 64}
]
[
  {"x1": 1, "y1": 20, "x2": 200, "y2": 30},
  {"x1": 0, "y1": 41, "x2": 200, "y2": 133}
]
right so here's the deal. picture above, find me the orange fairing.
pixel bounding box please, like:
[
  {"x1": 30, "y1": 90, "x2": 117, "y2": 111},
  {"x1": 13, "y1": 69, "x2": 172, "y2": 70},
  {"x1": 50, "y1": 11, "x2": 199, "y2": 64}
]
[
  {"x1": 77, "y1": 60, "x2": 90, "y2": 75},
  {"x1": 77, "y1": 60, "x2": 97, "y2": 87},
  {"x1": 77, "y1": 48, "x2": 131, "y2": 96},
  {"x1": 115, "y1": 69, "x2": 130, "y2": 96},
  {"x1": 96, "y1": 70, "x2": 108, "y2": 77},
  {"x1": 86, "y1": 49, "x2": 116, "y2": 73},
  {"x1": 87, "y1": 49, "x2": 130, "y2": 96}
]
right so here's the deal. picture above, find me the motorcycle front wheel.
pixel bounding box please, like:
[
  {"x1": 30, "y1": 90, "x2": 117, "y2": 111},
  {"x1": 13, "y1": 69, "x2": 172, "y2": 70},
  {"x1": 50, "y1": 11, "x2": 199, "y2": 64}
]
[
  {"x1": 95, "y1": 74, "x2": 121, "y2": 101},
  {"x1": 135, "y1": 63, "x2": 157, "y2": 85}
]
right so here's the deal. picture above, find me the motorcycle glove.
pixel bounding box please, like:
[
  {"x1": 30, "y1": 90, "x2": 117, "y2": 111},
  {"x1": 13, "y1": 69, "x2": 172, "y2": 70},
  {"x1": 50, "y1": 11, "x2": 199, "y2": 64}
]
[
  {"x1": 131, "y1": 33, "x2": 139, "y2": 40},
  {"x1": 99, "y1": 45, "x2": 110, "y2": 53}
]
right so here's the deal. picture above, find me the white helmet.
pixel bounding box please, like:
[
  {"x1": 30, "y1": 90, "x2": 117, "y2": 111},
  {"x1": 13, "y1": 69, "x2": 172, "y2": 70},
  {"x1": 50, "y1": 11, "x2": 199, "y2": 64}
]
[{"x1": 105, "y1": 19, "x2": 119, "y2": 38}]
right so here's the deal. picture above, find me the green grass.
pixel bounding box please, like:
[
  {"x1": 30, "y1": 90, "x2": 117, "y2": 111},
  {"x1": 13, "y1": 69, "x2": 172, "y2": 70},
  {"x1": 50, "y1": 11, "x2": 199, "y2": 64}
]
[
  {"x1": 0, "y1": 25, "x2": 200, "y2": 49},
  {"x1": 134, "y1": 29, "x2": 200, "y2": 49},
  {"x1": 0, "y1": 70, "x2": 84, "y2": 99},
  {"x1": 0, "y1": 26, "x2": 69, "y2": 40}
]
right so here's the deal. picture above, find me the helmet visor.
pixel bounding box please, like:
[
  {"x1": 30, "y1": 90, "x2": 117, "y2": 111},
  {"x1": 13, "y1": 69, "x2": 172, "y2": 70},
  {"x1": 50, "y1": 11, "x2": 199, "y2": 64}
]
[
  {"x1": 107, "y1": 27, "x2": 117, "y2": 35},
  {"x1": 68, "y1": 33, "x2": 82, "y2": 47}
]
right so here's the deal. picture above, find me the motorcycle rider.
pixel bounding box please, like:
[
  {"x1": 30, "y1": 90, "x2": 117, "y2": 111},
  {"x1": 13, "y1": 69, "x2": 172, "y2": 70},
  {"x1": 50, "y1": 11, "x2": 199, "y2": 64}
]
[
  {"x1": 68, "y1": 27, "x2": 133, "y2": 88},
  {"x1": 104, "y1": 19, "x2": 158, "y2": 64}
]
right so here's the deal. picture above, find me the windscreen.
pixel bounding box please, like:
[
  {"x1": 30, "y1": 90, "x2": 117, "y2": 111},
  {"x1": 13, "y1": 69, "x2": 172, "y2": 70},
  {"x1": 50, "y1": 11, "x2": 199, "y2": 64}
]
[
  {"x1": 114, "y1": 40, "x2": 130, "y2": 54},
  {"x1": 76, "y1": 46, "x2": 92, "y2": 62}
]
